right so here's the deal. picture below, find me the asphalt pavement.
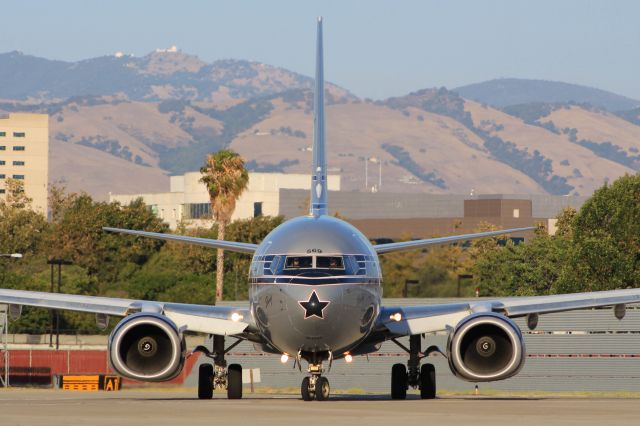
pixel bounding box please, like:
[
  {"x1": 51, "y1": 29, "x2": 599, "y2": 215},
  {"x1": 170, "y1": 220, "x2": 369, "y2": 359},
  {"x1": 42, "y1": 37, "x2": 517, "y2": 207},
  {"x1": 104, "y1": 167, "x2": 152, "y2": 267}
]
[{"x1": 1, "y1": 389, "x2": 639, "y2": 426}]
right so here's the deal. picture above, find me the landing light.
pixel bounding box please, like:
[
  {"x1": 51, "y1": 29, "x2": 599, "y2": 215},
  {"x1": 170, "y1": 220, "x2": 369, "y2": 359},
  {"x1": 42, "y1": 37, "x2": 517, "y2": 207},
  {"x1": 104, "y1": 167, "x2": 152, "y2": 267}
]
[
  {"x1": 344, "y1": 354, "x2": 353, "y2": 363},
  {"x1": 390, "y1": 313, "x2": 402, "y2": 322},
  {"x1": 280, "y1": 354, "x2": 289, "y2": 363},
  {"x1": 231, "y1": 313, "x2": 243, "y2": 322}
]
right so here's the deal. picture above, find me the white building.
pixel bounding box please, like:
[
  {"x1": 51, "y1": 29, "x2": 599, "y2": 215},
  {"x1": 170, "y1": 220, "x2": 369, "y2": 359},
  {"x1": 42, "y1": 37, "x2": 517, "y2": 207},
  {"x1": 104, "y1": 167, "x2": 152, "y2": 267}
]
[
  {"x1": 110, "y1": 171, "x2": 340, "y2": 229},
  {"x1": 0, "y1": 113, "x2": 49, "y2": 214}
]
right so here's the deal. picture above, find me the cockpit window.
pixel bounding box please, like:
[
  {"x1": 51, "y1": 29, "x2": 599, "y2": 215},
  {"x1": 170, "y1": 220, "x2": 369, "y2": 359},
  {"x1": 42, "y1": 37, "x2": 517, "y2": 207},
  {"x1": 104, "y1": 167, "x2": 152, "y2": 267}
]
[
  {"x1": 284, "y1": 256, "x2": 313, "y2": 269},
  {"x1": 316, "y1": 256, "x2": 344, "y2": 269},
  {"x1": 269, "y1": 256, "x2": 284, "y2": 274}
]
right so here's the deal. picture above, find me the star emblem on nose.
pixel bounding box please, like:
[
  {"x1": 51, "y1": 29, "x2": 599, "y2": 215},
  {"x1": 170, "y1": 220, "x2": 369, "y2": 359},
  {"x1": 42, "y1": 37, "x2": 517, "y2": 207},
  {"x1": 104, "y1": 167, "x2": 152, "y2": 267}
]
[{"x1": 299, "y1": 291, "x2": 330, "y2": 319}]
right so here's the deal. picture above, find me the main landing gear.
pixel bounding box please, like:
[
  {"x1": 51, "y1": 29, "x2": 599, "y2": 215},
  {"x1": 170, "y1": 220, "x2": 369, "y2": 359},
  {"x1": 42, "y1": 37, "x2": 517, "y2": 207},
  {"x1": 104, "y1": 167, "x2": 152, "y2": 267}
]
[
  {"x1": 391, "y1": 335, "x2": 437, "y2": 400},
  {"x1": 301, "y1": 362, "x2": 330, "y2": 401},
  {"x1": 196, "y1": 335, "x2": 243, "y2": 400}
]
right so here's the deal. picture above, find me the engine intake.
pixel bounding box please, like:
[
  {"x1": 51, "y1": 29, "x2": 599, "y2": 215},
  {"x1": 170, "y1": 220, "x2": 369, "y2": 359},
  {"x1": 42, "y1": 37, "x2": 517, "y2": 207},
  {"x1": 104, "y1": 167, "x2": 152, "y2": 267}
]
[
  {"x1": 448, "y1": 312, "x2": 525, "y2": 382},
  {"x1": 108, "y1": 313, "x2": 185, "y2": 382}
]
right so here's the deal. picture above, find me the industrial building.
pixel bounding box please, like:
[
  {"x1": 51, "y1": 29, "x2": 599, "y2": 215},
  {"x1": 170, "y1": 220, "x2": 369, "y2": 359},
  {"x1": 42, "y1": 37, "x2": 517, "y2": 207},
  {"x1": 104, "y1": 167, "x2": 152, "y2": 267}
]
[
  {"x1": 109, "y1": 171, "x2": 341, "y2": 229},
  {"x1": 0, "y1": 113, "x2": 49, "y2": 214},
  {"x1": 293, "y1": 192, "x2": 588, "y2": 239},
  {"x1": 111, "y1": 169, "x2": 587, "y2": 240}
]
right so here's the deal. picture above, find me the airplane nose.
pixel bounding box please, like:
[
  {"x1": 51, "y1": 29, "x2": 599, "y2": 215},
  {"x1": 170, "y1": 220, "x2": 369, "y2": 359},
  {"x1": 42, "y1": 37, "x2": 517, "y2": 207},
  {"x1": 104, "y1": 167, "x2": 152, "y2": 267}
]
[
  {"x1": 253, "y1": 281, "x2": 379, "y2": 357},
  {"x1": 283, "y1": 285, "x2": 377, "y2": 354}
]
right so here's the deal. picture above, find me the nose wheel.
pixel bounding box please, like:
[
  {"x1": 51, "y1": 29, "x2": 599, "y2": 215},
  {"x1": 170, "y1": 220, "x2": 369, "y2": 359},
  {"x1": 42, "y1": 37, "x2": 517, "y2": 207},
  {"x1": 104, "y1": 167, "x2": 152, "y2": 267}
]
[
  {"x1": 301, "y1": 375, "x2": 330, "y2": 401},
  {"x1": 301, "y1": 361, "x2": 330, "y2": 401}
]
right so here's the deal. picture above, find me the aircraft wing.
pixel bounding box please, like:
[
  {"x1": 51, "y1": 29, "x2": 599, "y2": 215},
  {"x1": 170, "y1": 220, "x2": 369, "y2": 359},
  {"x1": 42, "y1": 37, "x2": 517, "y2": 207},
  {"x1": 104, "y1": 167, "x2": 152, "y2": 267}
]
[
  {"x1": 377, "y1": 288, "x2": 640, "y2": 337},
  {"x1": 373, "y1": 227, "x2": 535, "y2": 254},
  {"x1": 0, "y1": 288, "x2": 253, "y2": 336},
  {"x1": 103, "y1": 227, "x2": 258, "y2": 254}
]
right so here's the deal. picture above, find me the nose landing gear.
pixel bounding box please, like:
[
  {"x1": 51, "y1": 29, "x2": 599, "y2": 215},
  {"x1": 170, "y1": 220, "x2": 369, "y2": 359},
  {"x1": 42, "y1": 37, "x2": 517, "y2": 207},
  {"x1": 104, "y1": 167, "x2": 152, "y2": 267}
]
[{"x1": 301, "y1": 363, "x2": 330, "y2": 401}]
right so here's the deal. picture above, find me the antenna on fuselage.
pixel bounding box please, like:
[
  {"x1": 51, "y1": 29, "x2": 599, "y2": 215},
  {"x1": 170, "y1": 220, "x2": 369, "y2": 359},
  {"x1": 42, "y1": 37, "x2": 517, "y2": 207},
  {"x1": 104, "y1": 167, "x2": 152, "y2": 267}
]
[{"x1": 310, "y1": 16, "x2": 328, "y2": 217}]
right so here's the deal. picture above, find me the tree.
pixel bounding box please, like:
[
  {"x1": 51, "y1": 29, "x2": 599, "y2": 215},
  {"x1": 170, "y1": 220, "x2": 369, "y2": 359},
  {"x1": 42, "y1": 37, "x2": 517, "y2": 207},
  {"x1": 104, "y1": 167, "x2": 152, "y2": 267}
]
[
  {"x1": 473, "y1": 233, "x2": 570, "y2": 297},
  {"x1": 47, "y1": 189, "x2": 167, "y2": 296},
  {"x1": 378, "y1": 233, "x2": 424, "y2": 297},
  {"x1": 199, "y1": 150, "x2": 249, "y2": 302},
  {"x1": 0, "y1": 179, "x2": 47, "y2": 256},
  {"x1": 3, "y1": 178, "x2": 33, "y2": 210},
  {"x1": 554, "y1": 207, "x2": 577, "y2": 238},
  {"x1": 557, "y1": 173, "x2": 640, "y2": 292},
  {"x1": 126, "y1": 215, "x2": 283, "y2": 304},
  {"x1": 217, "y1": 215, "x2": 283, "y2": 300},
  {"x1": 471, "y1": 173, "x2": 640, "y2": 297}
]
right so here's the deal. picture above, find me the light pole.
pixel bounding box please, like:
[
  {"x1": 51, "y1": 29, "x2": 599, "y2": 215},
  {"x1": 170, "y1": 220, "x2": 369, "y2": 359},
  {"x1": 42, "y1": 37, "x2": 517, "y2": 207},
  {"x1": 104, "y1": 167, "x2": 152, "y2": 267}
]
[
  {"x1": 0, "y1": 253, "x2": 22, "y2": 284},
  {"x1": 364, "y1": 158, "x2": 368, "y2": 190},
  {"x1": 365, "y1": 157, "x2": 382, "y2": 192},
  {"x1": 457, "y1": 274, "x2": 473, "y2": 298},
  {"x1": 404, "y1": 279, "x2": 419, "y2": 298},
  {"x1": 0, "y1": 254, "x2": 22, "y2": 259},
  {"x1": 47, "y1": 258, "x2": 72, "y2": 350}
]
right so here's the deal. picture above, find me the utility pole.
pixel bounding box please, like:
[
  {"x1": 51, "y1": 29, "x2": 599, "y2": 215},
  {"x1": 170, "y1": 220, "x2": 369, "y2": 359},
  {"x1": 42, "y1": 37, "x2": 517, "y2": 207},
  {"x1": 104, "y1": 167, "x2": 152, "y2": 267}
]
[
  {"x1": 47, "y1": 258, "x2": 72, "y2": 350},
  {"x1": 365, "y1": 158, "x2": 368, "y2": 190},
  {"x1": 457, "y1": 274, "x2": 473, "y2": 298},
  {"x1": 403, "y1": 279, "x2": 419, "y2": 298}
]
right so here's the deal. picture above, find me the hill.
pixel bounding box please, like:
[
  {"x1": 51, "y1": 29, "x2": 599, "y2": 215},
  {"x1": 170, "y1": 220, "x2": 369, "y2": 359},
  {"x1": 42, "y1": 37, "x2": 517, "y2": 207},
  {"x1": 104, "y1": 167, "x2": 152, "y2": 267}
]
[
  {"x1": 0, "y1": 50, "x2": 353, "y2": 104},
  {"x1": 454, "y1": 78, "x2": 640, "y2": 111},
  {"x1": 1, "y1": 51, "x2": 640, "y2": 200},
  {"x1": 229, "y1": 93, "x2": 545, "y2": 194}
]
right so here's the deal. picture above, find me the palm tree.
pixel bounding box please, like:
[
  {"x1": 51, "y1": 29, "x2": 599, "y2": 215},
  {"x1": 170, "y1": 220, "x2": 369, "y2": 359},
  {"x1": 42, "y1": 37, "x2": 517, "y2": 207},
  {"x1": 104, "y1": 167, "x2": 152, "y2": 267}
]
[{"x1": 200, "y1": 150, "x2": 249, "y2": 302}]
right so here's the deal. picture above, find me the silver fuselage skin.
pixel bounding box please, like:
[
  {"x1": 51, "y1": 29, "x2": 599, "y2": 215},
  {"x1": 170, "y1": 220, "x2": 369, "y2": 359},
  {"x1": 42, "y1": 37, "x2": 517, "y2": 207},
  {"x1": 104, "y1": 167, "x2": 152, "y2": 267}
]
[{"x1": 249, "y1": 215, "x2": 382, "y2": 360}]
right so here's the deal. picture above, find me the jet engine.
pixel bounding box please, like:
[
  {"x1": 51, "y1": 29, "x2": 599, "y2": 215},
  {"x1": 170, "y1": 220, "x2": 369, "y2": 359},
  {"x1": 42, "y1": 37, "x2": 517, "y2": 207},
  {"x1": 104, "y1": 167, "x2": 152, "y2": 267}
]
[
  {"x1": 447, "y1": 312, "x2": 525, "y2": 382},
  {"x1": 108, "y1": 313, "x2": 185, "y2": 382}
]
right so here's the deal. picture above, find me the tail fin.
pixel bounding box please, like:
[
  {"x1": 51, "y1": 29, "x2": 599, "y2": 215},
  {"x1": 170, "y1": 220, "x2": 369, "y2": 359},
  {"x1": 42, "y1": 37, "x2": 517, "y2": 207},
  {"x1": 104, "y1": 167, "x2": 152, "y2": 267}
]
[{"x1": 310, "y1": 16, "x2": 328, "y2": 217}]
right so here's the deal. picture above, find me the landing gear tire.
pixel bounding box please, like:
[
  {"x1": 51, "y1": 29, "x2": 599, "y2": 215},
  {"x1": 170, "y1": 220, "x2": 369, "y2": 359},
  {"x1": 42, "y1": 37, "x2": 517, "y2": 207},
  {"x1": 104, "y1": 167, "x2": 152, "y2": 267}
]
[
  {"x1": 419, "y1": 363, "x2": 436, "y2": 399},
  {"x1": 198, "y1": 363, "x2": 213, "y2": 399},
  {"x1": 301, "y1": 376, "x2": 314, "y2": 401},
  {"x1": 315, "y1": 377, "x2": 330, "y2": 401},
  {"x1": 227, "y1": 364, "x2": 242, "y2": 399},
  {"x1": 391, "y1": 363, "x2": 408, "y2": 400}
]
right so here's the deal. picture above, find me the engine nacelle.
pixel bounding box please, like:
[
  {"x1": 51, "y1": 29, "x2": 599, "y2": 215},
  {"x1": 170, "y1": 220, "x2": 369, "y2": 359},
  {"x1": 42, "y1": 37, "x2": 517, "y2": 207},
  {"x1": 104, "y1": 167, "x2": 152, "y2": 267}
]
[
  {"x1": 108, "y1": 313, "x2": 185, "y2": 382},
  {"x1": 447, "y1": 312, "x2": 525, "y2": 382}
]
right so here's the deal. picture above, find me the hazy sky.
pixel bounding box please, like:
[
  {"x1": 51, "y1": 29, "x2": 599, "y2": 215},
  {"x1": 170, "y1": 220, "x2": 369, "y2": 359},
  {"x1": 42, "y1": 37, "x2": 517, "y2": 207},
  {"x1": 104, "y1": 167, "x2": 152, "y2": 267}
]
[{"x1": 2, "y1": 0, "x2": 639, "y2": 100}]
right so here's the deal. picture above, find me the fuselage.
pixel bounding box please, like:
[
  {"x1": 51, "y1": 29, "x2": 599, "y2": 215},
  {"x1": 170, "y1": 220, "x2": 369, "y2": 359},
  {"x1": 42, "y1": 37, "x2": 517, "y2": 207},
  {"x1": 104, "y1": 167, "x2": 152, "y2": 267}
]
[{"x1": 249, "y1": 215, "x2": 382, "y2": 361}]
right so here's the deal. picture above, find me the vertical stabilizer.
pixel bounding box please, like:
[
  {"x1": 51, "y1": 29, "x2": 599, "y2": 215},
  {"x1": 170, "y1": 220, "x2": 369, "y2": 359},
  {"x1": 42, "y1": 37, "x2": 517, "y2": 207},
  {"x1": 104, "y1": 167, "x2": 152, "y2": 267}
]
[{"x1": 310, "y1": 17, "x2": 328, "y2": 217}]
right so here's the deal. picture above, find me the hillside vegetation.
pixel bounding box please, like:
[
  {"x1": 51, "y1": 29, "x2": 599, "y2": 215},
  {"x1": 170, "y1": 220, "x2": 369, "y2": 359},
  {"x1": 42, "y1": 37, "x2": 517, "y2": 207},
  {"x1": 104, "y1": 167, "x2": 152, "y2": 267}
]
[{"x1": 1, "y1": 51, "x2": 639, "y2": 198}]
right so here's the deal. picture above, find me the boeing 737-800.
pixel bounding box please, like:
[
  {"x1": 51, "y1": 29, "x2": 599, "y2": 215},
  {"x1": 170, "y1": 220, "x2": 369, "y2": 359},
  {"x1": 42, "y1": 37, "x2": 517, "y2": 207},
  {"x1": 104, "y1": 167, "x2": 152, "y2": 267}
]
[{"x1": 2, "y1": 18, "x2": 640, "y2": 401}]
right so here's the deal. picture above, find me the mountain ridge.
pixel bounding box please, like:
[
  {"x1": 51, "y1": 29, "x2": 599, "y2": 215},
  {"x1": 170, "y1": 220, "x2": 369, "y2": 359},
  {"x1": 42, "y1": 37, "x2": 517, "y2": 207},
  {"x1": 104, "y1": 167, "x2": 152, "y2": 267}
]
[
  {"x1": 454, "y1": 78, "x2": 640, "y2": 112},
  {"x1": 0, "y1": 49, "x2": 354, "y2": 103},
  {"x1": 1, "y1": 51, "x2": 639, "y2": 200}
]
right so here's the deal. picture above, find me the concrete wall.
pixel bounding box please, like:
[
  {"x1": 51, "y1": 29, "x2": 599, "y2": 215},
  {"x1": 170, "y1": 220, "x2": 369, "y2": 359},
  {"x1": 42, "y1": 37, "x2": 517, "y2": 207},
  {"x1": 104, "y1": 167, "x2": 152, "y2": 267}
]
[
  {"x1": 349, "y1": 217, "x2": 538, "y2": 240},
  {"x1": 279, "y1": 190, "x2": 469, "y2": 220},
  {"x1": 475, "y1": 194, "x2": 588, "y2": 218},
  {"x1": 279, "y1": 190, "x2": 588, "y2": 223}
]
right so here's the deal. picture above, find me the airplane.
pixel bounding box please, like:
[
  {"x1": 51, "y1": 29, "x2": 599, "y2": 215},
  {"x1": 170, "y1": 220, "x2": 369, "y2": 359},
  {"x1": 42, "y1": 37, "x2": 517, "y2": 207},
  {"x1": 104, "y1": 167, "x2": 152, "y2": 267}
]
[{"x1": 2, "y1": 17, "x2": 640, "y2": 402}]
